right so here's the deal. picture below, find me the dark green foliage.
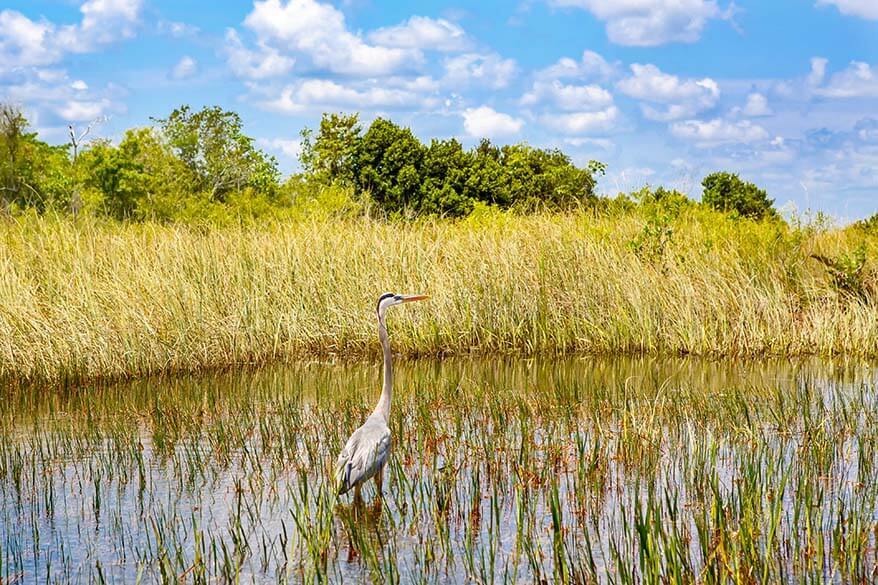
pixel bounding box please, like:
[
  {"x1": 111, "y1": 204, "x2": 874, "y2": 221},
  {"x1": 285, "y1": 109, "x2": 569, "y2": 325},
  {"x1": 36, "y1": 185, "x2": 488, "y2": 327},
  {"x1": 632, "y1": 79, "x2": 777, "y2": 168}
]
[
  {"x1": 303, "y1": 114, "x2": 601, "y2": 217},
  {"x1": 354, "y1": 118, "x2": 426, "y2": 213},
  {"x1": 419, "y1": 138, "x2": 473, "y2": 216},
  {"x1": 701, "y1": 172, "x2": 776, "y2": 220}
]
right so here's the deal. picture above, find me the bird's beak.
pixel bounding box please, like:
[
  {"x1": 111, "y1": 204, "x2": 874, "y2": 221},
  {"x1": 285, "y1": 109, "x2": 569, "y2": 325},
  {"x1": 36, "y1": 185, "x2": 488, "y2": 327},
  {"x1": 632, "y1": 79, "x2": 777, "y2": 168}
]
[{"x1": 400, "y1": 294, "x2": 429, "y2": 303}]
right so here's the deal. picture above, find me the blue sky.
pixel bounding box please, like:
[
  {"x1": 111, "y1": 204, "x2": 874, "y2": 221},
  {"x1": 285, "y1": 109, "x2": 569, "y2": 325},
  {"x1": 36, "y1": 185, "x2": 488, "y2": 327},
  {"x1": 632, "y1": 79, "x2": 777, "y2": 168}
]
[{"x1": 1, "y1": 0, "x2": 877, "y2": 219}]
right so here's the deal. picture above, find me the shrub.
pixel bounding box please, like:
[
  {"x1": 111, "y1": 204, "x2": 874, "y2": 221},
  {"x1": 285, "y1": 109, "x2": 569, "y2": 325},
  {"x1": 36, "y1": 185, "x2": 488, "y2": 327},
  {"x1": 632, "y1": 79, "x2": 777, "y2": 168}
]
[
  {"x1": 853, "y1": 212, "x2": 878, "y2": 235},
  {"x1": 811, "y1": 245, "x2": 872, "y2": 300},
  {"x1": 701, "y1": 172, "x2": 776, "y2": 220}
]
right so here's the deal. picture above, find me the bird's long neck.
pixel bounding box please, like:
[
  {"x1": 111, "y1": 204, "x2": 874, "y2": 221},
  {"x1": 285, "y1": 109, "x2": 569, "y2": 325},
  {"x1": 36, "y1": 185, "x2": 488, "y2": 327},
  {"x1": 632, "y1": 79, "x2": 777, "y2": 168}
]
[{"x1": 374, "y1": 313, "x2": 393, "y2": 422}]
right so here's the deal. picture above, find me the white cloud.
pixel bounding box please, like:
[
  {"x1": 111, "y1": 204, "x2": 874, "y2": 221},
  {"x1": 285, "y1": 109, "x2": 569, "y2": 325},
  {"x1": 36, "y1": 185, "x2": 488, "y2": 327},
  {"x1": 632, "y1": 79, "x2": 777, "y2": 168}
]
[
  {"x1": 807, "y1": 57, "x2": 828, "y2": 86},
  {"x1": 537, "y1": 50, "x2": 615, "y2": 81},
  {"x1": 815, "y1": 61, "x2": 878, "y2": 98},
  {"x1": 855, "y1": 118, "x2": 878, "y2": 142},
  {"x1": 671, "y1": 118, "x2": 769, "y2": 146},
  {"x1": 171, "y1": 56, "x2": 197, "y2": 80},
  {"x1": 462, "y1": 106, "x2": 523, "y2": 138},
  {"x1": 443, "y1": 53, "x2": 518, "y2": 89},
  {"x1": 741, "y1": 92, "x2": 772, "y2": 117},
  {"x1": 0, "y1": 0, "x2": 142, "y2": 70},
  {"x1": 262, "y1": 79, "x2": 428, "y2": 114},
  {"x1": 68, "y1": 0, "x2": 142, "y2": 50},
  {"x1": 816, "y1": 0, "x2": 878, "y2": 19},
  {"x1": 240, "y1": 0, "x2": 419, "y2": 76},
  {"x1": 258, "y1": 137, "x2": 302, "y2": 160},
  {"x1": 224, "y1": 29, "x2": 295, "y2": 79},
  {"x1": 549, "y1": 0, "x2": 722, "y2": 46},
  {"x1": 158, "y1": 20, "x2": 199, "y2": 38},
  {"x1": 54, "y1": 98, "x2": 110, "y2": 121},
  {"x1": 521, "y1": 80, "x2": 613, "y2": 111},
  {"x1": 617, "y1": 63, "x2": 719, "y2": 121},
  {"x1": 2, "y1": 67, "x2": 119, "y2": 123},
  {"x1": 541, "y1": 106, "x2": 619, "y2": 134},
  {"x1": 387, "y1": 76, "x2": 441, "y2": 93},
  {"x1": 368, "y1": 16, "x2": 468, "y2": 51},
  {"x1": 0, "y1": 11, "x2": 59, "y2": 67}
]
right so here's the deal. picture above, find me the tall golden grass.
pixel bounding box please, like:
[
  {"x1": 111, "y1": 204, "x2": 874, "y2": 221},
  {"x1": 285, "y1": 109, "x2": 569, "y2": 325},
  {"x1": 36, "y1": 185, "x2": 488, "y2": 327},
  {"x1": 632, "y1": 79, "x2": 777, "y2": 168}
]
[{"x1": 0, "y1": 208, "x2": 875, "y2": 383}]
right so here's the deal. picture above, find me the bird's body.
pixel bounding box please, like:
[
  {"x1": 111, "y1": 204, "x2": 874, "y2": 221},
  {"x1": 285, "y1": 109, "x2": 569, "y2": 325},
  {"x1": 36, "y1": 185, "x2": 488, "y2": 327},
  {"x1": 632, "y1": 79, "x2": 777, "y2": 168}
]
[
  {"x1": 334, "y1": 292, "x2": 427, "y2": 503},
  {"x1": 335, "y1": 413, "x2": 390, "y2": 496}
]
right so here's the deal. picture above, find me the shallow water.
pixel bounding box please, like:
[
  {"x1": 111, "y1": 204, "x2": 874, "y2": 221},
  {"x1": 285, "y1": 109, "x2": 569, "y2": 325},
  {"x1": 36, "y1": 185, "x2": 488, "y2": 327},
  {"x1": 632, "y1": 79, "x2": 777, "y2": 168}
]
[{"x1": 2, "y1": 356, "x2": 877, "y2": 583}]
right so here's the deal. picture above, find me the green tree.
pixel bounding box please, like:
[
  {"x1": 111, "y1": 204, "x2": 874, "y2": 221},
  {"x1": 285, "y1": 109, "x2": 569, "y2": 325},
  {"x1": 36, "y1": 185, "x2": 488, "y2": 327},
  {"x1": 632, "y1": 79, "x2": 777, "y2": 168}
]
[
  {"x1": 300, "y1": 113, "x2": 361, "y2": 186},
  {"x1": 155, "y1": 105, "x2": 279, "y2": 201},
  {"x1": 418, "y1": 138, "x2": 473, "y2": 216},
  {"x1": 354, "y1": 118, "x2": 425, "y2": 214},
  {"x1": 0, "y1": 104, "x2": 73, "y2": 212},
  {"x1": 499, "y1": 144, "x2": 597, "y2": 211},
  {"x1": 78, "y1": 127, "x2": 198, "y2": 220},
  {"x1": 701, "y1": 172, "x2": 776, "y2": 220}
]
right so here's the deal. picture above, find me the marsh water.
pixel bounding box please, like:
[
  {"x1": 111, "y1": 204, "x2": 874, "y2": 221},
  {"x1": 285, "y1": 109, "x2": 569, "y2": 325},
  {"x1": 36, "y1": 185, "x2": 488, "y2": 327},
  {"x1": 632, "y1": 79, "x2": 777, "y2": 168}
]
[{"x1": 2, "y1": 357, "x2": 877, "y2": 583}]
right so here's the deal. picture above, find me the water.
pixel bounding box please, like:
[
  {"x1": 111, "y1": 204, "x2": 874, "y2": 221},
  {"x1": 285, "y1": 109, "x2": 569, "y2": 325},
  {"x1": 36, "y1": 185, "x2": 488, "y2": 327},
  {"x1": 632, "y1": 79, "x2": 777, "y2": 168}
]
[{"x1": 2, "y1": 356, "x2": 877, "y2": 583}]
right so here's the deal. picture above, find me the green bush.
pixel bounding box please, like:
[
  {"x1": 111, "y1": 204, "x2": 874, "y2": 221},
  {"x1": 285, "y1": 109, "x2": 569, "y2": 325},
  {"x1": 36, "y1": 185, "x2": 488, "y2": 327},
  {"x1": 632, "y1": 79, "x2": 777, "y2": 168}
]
[
  {"x1": 701, "y1": 172, "x2": 776, "y2": 220},
  {"x1": 853, "y1": 212, "x2": 878, "y2": 235},
  {"x1": 811, "y1": 245, "x2": 872, "y2": 301}
]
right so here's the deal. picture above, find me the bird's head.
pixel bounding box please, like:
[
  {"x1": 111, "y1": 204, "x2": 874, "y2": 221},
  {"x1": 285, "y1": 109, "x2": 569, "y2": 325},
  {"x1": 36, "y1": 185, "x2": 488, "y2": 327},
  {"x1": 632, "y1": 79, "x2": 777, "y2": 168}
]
[{"x1": 376, "y1": 292, "x2": 428, "y2": 319}]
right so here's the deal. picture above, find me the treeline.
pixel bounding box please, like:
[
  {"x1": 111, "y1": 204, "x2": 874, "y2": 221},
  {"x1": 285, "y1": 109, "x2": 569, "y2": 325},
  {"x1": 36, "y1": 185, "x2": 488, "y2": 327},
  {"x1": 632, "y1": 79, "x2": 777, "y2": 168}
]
[
  {"x1": 300, "y1": 113, "x2": 605, "y2": 216},
  {"x1": 0, "y1": 103, "x2": 783, "y2": 222}
]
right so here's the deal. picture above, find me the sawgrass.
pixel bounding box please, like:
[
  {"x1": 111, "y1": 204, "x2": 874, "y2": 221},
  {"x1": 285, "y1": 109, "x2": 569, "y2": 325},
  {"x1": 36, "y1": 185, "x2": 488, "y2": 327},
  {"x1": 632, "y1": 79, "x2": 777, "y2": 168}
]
[{"x1": 0, "y1": 207, "x2": 876, "y2": 383}]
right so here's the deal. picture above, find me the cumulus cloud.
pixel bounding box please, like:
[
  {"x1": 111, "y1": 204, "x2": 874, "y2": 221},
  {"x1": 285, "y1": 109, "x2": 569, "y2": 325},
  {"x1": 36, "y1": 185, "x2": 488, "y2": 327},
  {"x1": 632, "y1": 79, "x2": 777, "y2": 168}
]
[
  {"x1": 537, "y1": 50, "x2": 616, "y2": 81},
  {"x1": 855, "y1": 118, "x2": 878, "y2": 142},
  {"x1": 258, "y1": 137, "x2": 302, "y2": 160},
  {"x1": 368, "y1": 16, "x2": 468, "y2": 51},
  {"x1": 807, "y1": 57, "x2": 828, "y2": 86},
  {"x1": 548, "y1": 0, "x2": 723, "y2": 46},
  {"x1": 443, "y1": 53, "x2": 518, "y2": 89},
  {"x1": 671, "y1": 118, "x2": 769, "y2": 147},
  {"x1": 741, "y1": 93, "x2": 772, "y2": 117},
  {"x1": 54, "y1": 98, "x2": 111, "y2": 121},
  {"x1": 0, "y1": 0, "x2": 142, "y2": 71},
  {"x1": 541, "y1": 106, "x2": 619, "y2": 134},
  {"x1": 2, "y1": 67, "x2": 119, "y2": 123},
  {"x1": 462, "y1": 106, "x2": 523, "y2": 137},
  {"x1": 239, "y1": 0, "x2": 419, "y2": 76},
  {"x1": 816, "y1": 0, "x2": 878, "y2": 19},
  {"x1": 815, "y1": 60, "x2": 878, "y2": 98},
  {"x1": 261, "y1": 79, "x2": 430, "y2": 114},
  {"x1": 171, "y1": 56, "x2": 197, "y2": 80},
  {"x1": 521, "y1": 80, "x2": 613, "y2": 111},
  {"x1": 224, "y1": 29, "x2": 295, "y2": 79},
  {"x1": 617, "y1": 63, "x2": 719, "y2": 121}
]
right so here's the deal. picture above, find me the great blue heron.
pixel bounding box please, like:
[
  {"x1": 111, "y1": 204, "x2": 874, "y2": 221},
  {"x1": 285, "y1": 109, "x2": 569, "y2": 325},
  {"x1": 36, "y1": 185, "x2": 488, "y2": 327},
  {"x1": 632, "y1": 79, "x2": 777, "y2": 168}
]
[{"x1": 334, "y1": 292, "x2": 428, "y2": 504}]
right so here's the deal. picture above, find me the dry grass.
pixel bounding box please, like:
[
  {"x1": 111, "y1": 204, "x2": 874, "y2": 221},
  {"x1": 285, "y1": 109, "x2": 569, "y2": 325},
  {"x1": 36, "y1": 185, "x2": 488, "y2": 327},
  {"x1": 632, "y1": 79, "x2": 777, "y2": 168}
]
[{"x1": 0, "y1": 208, "x2": 876, "y2": 383}]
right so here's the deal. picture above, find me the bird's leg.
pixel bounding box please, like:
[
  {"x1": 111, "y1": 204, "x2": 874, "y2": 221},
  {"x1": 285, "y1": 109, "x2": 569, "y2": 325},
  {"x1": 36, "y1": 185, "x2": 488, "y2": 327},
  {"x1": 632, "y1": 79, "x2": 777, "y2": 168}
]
[
  {"x1": 376, "y1": 467, "x2": 384, "y2": 497},
  {"x1": 354, "y1": 485, "x2": 362, "y2": 508}
]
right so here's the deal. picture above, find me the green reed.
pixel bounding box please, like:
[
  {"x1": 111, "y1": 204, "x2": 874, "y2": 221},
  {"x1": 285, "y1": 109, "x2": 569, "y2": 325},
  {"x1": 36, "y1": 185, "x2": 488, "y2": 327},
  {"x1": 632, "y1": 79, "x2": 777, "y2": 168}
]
[{"x1": 1, "y1": 356, "x2": 877, "y2": 583}]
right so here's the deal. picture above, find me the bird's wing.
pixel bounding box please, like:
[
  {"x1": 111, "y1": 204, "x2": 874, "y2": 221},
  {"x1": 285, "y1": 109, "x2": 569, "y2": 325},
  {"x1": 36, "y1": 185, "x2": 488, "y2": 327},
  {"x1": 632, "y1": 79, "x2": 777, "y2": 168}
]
[{"x1": 335, "y1": 421, "x2": 391, "y2": 495}]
